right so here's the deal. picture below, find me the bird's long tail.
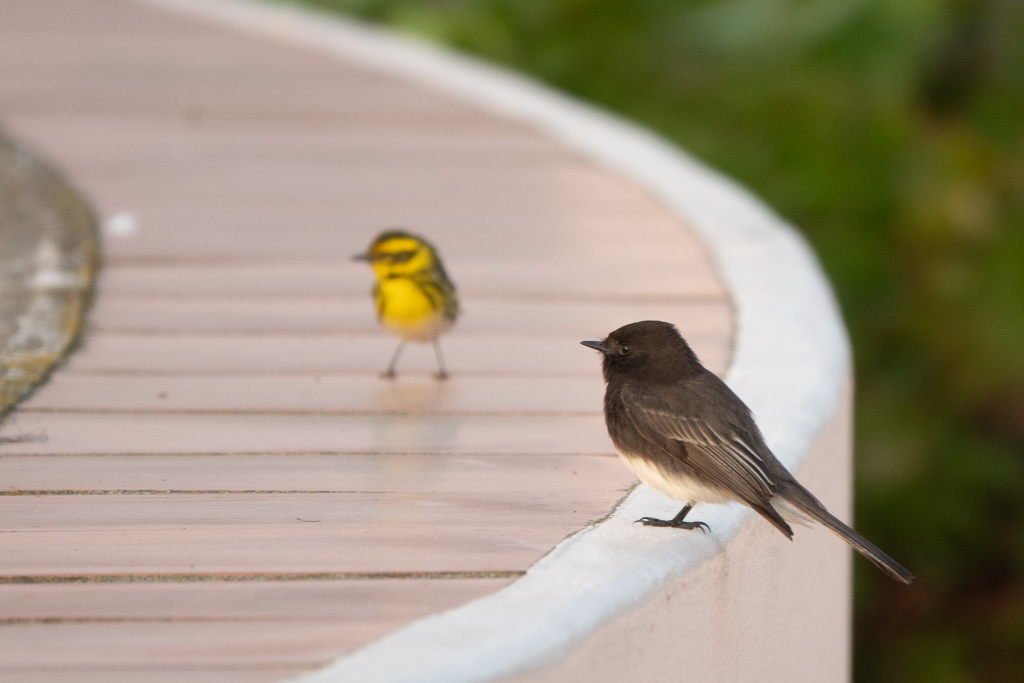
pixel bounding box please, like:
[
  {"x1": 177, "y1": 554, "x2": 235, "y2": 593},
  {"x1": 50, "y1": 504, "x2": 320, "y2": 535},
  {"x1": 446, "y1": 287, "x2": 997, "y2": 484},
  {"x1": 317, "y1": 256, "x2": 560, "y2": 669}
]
[{"x1": 778, "y1": 482, "x2": 914, "y2": 584}]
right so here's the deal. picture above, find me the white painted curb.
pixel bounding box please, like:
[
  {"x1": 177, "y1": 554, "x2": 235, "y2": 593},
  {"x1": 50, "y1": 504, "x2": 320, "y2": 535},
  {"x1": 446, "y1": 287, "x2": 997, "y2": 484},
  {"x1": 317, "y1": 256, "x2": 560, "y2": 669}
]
[{"x1": 136, "y1": 1, "x2": 851, "y2": 680}]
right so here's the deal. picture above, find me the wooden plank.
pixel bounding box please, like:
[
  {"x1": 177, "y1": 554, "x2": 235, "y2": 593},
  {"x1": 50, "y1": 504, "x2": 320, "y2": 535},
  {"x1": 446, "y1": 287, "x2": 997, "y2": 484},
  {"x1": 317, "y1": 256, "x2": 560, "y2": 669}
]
[
  {"x1": 0, "y1": 492, "x2": 621, "y2": 575},
  {"x1": 0, "y1": 671, "x2": 293, "y2": 683},
  {"x1": 87, "y1": 297, "x2": 731, "y2": 336},
  {"x1": 42, "y1": 159, "x2": 679, "y2": 209},
  {"x1": 61, "y1": 331, "x2": 731, "y2": 377},
  {"x1": 0, "y1": 70, "x2": 495, "y2": 123},
  {"x1": 0, "y1": 116, "x2": 566, "y2": 166},
  {"x1": 0, "y1": 579, "x2": 512, "y2": 675},
  {"x1": 0, "y1": 577, "x2": 514, "y2": 619},
  {"x1": 21, "y1": 374, "x2": 607, "y2": 414},
  {"x1": 0, "y1": 621, "x2": 352, "y2": 669},
  {"x1": 0, "y1": 412, "x2": 615, "y2": 455},
  {"x1": 42, "y1": 190, "x2": 710, "y2": 262},
  {"x1": 0, "y1": 453, "x2": 632, "y2": 494},
  {"x1": 0, "y1": 491, "x2": 619, "y2": 533},
  {"x1": 96, "y1": 258, "x2": 719, "y2": 299}
]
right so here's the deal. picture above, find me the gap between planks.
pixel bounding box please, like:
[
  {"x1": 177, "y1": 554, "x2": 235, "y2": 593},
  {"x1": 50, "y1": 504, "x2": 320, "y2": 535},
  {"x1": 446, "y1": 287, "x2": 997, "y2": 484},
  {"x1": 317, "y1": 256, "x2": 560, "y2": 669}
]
[
  {"x1": 55, "y1": 370, "x2": 599, "y2": 378},
  {"x1": 15, "y1": 409, "x2": 603, "y2": 417},
  {"x1": 0, "y1": 491, "x2": 520, "y2": 497},
  {"x1": 0, "y1": 571, "x2": 525, "y2": 584},
  {"x1": 0, "y1": 617, "x2": 428, "y2": 624},
  {"x1": 0, "y1": 451, "x2": 616, "y2": 457}
]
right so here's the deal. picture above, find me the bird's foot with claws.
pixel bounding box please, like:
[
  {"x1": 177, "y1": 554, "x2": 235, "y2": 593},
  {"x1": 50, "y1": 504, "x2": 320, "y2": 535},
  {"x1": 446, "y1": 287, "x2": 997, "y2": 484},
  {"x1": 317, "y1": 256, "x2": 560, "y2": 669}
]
[
  {"x1": 635, "y1": 517, "x2": 710, "y2": 533},
  {"x1": 380, "y1": 370, "x2": 397, "y2": 380}
]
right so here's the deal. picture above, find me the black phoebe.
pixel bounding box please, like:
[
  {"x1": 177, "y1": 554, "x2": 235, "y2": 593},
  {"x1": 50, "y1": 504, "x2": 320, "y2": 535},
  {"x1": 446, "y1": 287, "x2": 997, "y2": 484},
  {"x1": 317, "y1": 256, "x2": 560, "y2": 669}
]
[{"x1": 582, "y1": 320, "x2": 913, "y2": 584}]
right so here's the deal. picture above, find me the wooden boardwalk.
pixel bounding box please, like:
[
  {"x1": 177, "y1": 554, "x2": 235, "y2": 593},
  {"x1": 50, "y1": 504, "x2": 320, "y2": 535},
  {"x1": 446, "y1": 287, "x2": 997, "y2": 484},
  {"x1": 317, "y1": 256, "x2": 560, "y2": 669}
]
[{"x1": 0, "y1": 0, "x2": 733, "y2": 680}]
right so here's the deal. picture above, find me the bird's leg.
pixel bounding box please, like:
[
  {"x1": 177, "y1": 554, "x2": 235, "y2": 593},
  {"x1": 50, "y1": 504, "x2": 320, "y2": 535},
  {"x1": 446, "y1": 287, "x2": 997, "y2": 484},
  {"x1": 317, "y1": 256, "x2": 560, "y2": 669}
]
[
  {"x1": 636, "y1": 504, "x2": 710, "y2": 532},
  {"x1": 382, "y1": 342, "x2": 405, "y2": 379},
  {"x1": 432, "y1": 339, "x2": 449, "y2": 380}
]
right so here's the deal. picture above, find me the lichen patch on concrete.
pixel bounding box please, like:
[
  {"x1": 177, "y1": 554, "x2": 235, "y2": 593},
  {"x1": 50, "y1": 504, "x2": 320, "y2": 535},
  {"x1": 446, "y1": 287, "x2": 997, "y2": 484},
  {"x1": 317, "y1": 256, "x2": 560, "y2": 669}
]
[{"x1": 0, "y1": 128, "x2": 99, "y2": 419}]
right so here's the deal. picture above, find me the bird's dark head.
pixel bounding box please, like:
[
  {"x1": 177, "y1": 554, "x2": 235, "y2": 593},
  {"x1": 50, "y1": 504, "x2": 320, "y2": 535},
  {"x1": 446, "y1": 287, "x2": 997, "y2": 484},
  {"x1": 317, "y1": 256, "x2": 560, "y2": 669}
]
[{"x1": 581, "y1": 320, "x2": 701, "y2": 384}]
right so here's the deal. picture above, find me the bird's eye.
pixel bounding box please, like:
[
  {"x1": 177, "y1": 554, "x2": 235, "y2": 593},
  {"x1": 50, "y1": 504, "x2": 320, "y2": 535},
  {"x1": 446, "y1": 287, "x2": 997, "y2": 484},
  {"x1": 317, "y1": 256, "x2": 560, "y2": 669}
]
[{"x1": 620, "y1": 344, "x2": 630, "y2": 355}]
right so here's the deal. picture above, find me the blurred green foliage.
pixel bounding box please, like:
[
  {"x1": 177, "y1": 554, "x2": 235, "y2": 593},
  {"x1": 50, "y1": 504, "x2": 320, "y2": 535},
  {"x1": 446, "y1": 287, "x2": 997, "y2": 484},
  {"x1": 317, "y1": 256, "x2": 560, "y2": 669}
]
[{"x1": 290, "y1": 0, "x2": 1024, "y2": 679}]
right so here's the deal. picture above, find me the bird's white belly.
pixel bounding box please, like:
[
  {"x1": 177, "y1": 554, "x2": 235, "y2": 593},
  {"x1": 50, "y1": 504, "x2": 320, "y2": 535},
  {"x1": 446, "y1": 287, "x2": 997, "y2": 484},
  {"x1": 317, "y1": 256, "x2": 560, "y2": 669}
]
[{"x1": 619, "y1": 452, "x2": 734, "y2": 505}]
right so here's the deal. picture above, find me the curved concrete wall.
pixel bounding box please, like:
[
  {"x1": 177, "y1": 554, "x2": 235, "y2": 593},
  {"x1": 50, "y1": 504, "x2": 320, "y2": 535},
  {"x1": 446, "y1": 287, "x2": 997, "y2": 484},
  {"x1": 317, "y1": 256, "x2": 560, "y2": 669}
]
[
  {"x1": 136, "y1": 1, "x2": 854, "y2": 681},
  {"x1": 504, "y1": 384, "x2": 852, "y2": 683}
]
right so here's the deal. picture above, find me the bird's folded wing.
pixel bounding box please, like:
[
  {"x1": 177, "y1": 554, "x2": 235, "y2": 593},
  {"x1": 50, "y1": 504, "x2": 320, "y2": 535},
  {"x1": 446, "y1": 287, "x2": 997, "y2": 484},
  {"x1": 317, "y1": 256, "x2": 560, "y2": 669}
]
[
  {"x1": 410, "y1": 271, "x2": 459, "y2": 319},
  {"x1": 619, "y1": 384, "x2": 777, "y2": 501}
]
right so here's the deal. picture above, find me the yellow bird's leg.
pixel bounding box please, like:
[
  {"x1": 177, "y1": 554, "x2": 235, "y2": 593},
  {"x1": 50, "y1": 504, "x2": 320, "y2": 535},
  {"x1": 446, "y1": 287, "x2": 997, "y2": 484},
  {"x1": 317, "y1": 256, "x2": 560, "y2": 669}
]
[
  {"x1": 383, "y1": 341, "x2": 405, "y2": 379},
  {"x1": 433, "y1": 339, "x2": 449, "y2": 381}
]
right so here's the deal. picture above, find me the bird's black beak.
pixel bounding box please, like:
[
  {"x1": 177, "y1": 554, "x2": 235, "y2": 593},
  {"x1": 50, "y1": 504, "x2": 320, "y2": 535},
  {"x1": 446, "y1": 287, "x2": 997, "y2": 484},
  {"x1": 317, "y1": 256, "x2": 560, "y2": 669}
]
[
  {"x1": 581, "y1": 340, "x2": 608, "y2": 353},
  {"x1": 352, "y1": 253, "x2": 370, "y2": 262}
]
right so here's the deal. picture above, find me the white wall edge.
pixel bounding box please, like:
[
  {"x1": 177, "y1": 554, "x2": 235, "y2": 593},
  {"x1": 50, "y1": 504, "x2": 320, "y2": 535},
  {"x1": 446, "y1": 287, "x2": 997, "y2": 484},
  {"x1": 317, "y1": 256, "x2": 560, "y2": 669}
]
[{"x1": 134, "y1": 1, "x2": 853, "y2": 680}]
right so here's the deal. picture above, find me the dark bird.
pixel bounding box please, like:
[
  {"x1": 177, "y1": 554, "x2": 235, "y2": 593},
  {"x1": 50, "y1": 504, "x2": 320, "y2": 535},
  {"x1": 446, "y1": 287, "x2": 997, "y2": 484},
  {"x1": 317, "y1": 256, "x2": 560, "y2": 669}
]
[{"x1": 582, "y1": 320, "x2": 913, "y2": 584}]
